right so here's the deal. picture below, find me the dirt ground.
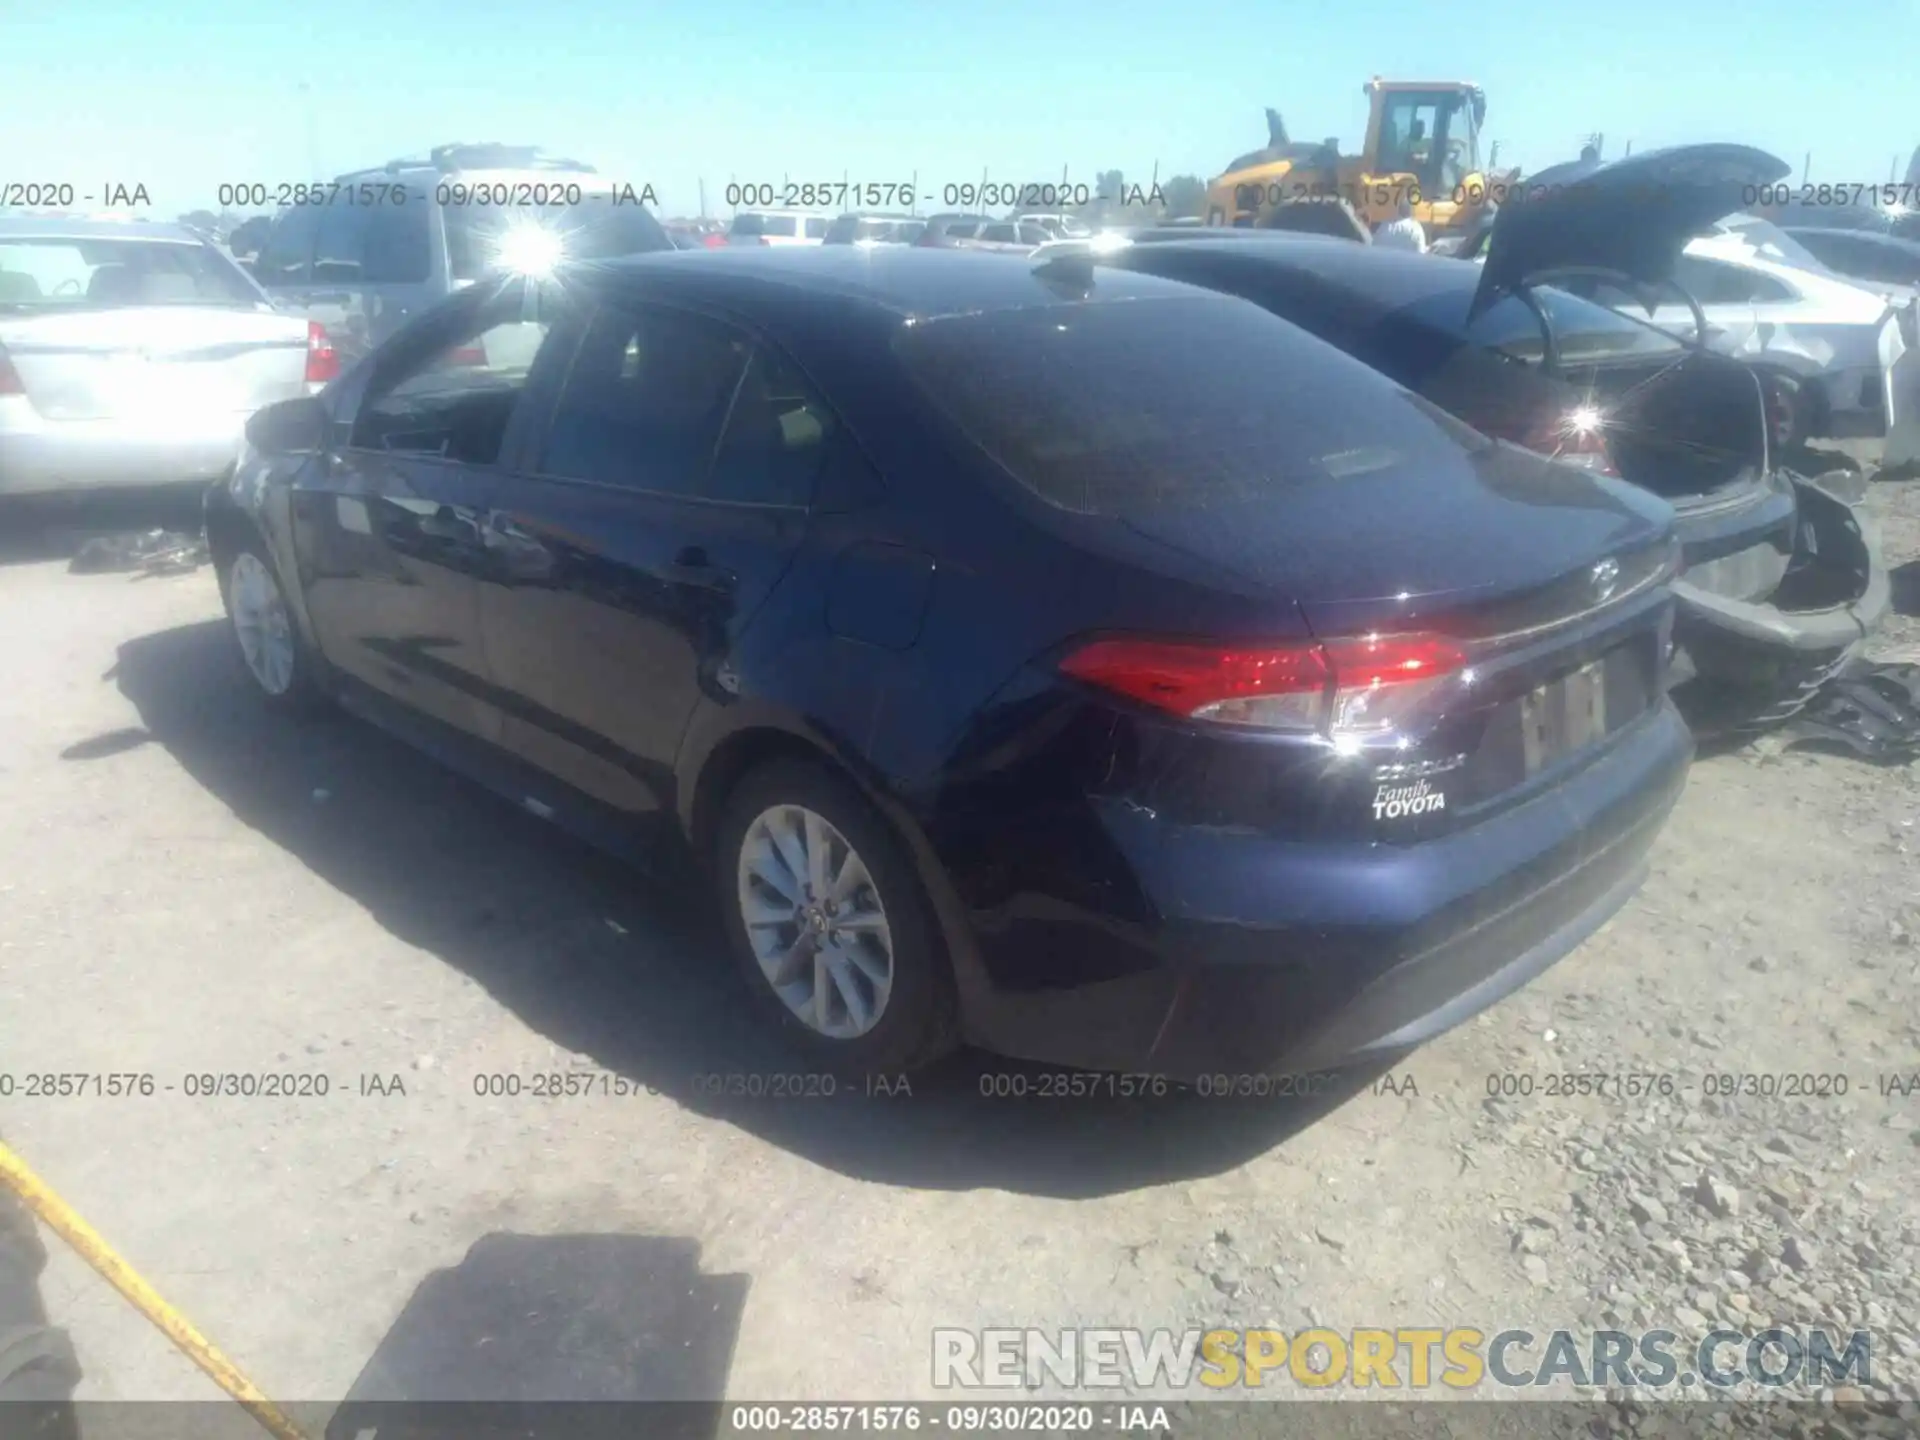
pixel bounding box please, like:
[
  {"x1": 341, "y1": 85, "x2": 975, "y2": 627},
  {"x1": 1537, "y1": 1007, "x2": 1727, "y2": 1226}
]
[{"x1": 1, "y1": 461, "x2": 1918, "y2": 1427}]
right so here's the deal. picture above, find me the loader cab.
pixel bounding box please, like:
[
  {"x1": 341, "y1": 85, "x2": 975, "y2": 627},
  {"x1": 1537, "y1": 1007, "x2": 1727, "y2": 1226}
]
[{"x1": 1366, "y1": 82, "x2": 1484, "y2": 204}]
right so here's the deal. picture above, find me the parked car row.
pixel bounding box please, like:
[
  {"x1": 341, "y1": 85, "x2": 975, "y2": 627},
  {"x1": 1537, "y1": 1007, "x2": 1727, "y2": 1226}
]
[{"x1": 716, "y1": 210, "x2": 1095, "y2": 251}]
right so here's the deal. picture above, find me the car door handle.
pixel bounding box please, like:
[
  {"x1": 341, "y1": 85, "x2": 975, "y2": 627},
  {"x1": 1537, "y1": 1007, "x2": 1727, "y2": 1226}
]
[{"x1": 661, "y1": 547, "x2": 733, "y2": 589}]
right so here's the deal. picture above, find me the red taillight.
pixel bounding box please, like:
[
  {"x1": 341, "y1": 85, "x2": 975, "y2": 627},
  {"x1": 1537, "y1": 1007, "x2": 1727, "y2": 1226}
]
[
  {"x1": 1478, "y1": 405, "x2": 1618, "y2": 476},
  {"x1": 0, "y1": 344, "x2": 22, "y2": 396},
  {"x1": 1059, "y1": 633, "x2": 1466, "y2": 735},
  {"x1": 1760, "y1": 373, "x2": 1799, "y2": 449},
  {"x1": 304, "y1": 321, "x2": 340, "y2": 384},
  {"x1": 445, "y1": 343, "x2": 489, "y2": 367},
  {"x1": 702, "y1": 232, "x2": 728, "y2": 248}
]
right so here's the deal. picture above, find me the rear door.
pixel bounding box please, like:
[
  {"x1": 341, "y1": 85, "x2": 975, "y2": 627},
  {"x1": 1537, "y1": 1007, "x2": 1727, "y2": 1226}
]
[
  {"x1": 294, "y1": 285, "x2": 559, "y2": 743},
  {"x1": 476, "y1": 300, "x2": 824, "y2": 814}
]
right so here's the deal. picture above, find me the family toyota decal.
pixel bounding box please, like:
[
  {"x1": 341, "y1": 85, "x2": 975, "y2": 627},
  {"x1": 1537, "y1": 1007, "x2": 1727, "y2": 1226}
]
[
  {"x1": 1373, "y1": 778, "x2": 1445, "y2": 821},
  {"x1": 931, "y1": 1326, "x2": 1873, "y2": 1392}
]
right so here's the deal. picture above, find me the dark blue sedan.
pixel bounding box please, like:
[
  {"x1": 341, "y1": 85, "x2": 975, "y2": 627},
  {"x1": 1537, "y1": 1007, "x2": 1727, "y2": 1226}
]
[{"x1": 207, "y1": 245, "x2": 1691, "y2": 1078}]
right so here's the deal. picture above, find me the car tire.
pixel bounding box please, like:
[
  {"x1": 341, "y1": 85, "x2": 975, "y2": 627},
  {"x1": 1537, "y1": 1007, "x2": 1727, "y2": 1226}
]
[
  {"x1": 714, "y1": 759, "x2": 959, "y2": 1076},
  {"x1": 220, "y1": 538, "x2": 328, "y2": 714}
]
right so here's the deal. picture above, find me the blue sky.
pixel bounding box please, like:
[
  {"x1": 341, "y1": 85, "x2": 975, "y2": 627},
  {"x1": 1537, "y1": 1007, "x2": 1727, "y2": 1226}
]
[{"x1": 5, "y1": 0, "x2": 1915, "y2": 218}]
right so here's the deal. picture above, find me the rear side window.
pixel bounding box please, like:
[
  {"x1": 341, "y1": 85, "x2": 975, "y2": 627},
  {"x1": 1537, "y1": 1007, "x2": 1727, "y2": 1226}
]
[
  {"x1": 362, "y1": 201, "x2": 433, "y2": 284},
  {"x1": 805, "y1": 217, "x2": 830, "y2": 239},
  {"x1": 256, "y1": 207, "x2": 322, "y2": 284},
  {"x1": 980, "y1": 224, "x2": 1017, "y2": 243},
  {"x1": 897, "y1": 296, "x2": 1484, "y2": 514},
  {"x1": 708, "y1": 344, "x2": 837, "y2": 506},
  {"x1": 824, "y1": 215, "x2": 860, "y2": 243},
  {"x1": 1673, "y1": 255, "x2": 1796, "y2": 306},
  {"x1": 946, "y1": 221, "x2": 979, "y2": 239},
  {"x1": 535, "y1": 305, "x2": 751, "y2": 495},
  {"x1": 761, "y1": 215, "x2": 799, "y2": 238},
  {"x1": 731, "y1": 214, "x2": 767, "y2": 236}
]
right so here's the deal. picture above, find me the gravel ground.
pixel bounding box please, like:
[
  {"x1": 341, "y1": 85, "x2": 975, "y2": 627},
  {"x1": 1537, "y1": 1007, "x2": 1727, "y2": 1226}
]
[{"x1": 0, "y1": 464, "x2": 1916, "y2": 1434}]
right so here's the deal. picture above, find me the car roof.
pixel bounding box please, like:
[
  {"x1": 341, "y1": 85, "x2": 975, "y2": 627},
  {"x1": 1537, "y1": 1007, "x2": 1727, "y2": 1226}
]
[
  {"x1": 1107, "y1": 235, "x2": 1481, "y2": 312},
  {"x1": 0, "y1": 216, "x2": 206, "y2": 243},
  {"x1": 572, "y1": 245, "x2": 1223, "y2": 321}
]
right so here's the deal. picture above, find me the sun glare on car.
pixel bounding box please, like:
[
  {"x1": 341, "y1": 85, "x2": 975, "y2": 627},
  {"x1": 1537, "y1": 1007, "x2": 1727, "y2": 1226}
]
[{"x1": 493, "y1": 221, "x2": 567, "y2": 279}]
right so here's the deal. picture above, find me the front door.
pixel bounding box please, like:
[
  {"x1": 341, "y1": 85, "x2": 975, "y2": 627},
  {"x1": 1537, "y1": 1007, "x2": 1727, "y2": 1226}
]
[{"x1": 293, "y1": 285, "x2": 559, "y2": 743}]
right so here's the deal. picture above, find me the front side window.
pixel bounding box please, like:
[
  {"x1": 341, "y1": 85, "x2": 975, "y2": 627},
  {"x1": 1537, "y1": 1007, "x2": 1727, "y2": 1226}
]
[
  {"x1": 255, "y1": 207, "x2": 323, "y2": 285},
  {"x1": 350, "y1": 297, "x2": 557, "y2": 463},
  {"x1": 535, "y1": 305, "x2": 751, "y2": 495}
]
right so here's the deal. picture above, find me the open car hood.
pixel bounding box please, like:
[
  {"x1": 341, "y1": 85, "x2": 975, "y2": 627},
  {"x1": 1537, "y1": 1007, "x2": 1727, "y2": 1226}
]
[{"x1": 1468, "y1": 144, "x2": 1792, "y2": 322}]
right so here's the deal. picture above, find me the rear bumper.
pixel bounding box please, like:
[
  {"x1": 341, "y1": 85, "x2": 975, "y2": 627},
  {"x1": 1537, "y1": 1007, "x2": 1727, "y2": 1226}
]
[
  {"x1": 954, "y1": 701, "x2": 1692, "y2": 1079},
  {"x1": 1672, "y1": 478, "x2": 1889, "y2": 666},
  {"x1": 0, "y1": 408, "x2": 249, "y2": 496}
]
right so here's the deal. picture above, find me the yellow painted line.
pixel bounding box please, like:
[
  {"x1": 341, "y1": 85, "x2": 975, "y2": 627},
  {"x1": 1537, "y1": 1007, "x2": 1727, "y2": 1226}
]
[{"x1": 0, "y1": 1138, "x2": 311, "y2": 1440}]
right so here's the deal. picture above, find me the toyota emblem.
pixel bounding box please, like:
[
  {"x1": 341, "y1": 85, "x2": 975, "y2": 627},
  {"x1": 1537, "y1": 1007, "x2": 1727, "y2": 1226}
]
[{"x1": 1590, "y1": 557, "x2": 1621, "y2": 603}]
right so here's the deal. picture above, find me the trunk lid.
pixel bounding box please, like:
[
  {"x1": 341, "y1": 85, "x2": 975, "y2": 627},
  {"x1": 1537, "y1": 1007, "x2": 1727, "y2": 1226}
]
[
  {"x1": 0, "y1": 307, "x2": 309, "y2": 421},
  {"x1": 1470, "y1": 144, "x2": 1792, "y2": 321}
]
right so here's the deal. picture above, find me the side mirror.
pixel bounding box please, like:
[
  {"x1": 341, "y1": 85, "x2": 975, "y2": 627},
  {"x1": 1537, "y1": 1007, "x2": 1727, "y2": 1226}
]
[{"x1": 245, "y1": 395, "x2": 328, "y2": 455}]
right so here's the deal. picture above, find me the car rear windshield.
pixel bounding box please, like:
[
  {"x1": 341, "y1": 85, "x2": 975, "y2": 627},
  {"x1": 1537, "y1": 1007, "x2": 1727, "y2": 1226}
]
[
  {"x1": 895, "y1": 295, "x2": 1485, "y2": 515},
  {"x1": 1400, "y1": 284, "x2": 1684, "y2": 366},
  {"x1": 444, "y1": 201, "x2": 671, "y2": 280},
  {"x1": 0, "y1": 237, "x2": 260, "y2": 311}
]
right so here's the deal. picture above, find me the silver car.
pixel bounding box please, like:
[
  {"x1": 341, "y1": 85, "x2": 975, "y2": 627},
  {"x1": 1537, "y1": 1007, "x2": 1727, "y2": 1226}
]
[
  {"x1": 0, "y1": 217, "x2": 327, "y2": 498},
  {"x1": 248, "y1": 143, "x2": 674, "y2": 365}
]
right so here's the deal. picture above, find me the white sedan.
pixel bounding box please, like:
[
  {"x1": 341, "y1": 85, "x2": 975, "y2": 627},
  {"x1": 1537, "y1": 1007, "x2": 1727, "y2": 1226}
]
[{"x1": 0, "y1": 217, "x2": 332, "y2": 497}]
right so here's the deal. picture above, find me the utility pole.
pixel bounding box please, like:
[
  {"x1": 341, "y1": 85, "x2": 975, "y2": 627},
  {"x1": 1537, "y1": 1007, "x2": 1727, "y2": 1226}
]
[
  {"x1": 698, "y1": 178, "x2": 707, "y2": 220},
  {"x1": 297, "y1": 82, "x2": 320, "y2": 178}
]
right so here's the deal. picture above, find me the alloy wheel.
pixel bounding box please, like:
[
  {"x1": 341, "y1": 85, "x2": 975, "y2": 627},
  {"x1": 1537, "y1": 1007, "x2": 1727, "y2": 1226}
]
[
  {"x1": 735, "y1": 803, "x2": 895, "y2": 1039},
  {"x1": 229, "y1": 551, "x2": 296, "y2": 697}
]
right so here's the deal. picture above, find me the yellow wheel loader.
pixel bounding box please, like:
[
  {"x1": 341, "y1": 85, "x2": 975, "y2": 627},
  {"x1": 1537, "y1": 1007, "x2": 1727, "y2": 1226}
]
[{"x1": 1204, "y1": 79, "x2": 1514, "y2": 242}]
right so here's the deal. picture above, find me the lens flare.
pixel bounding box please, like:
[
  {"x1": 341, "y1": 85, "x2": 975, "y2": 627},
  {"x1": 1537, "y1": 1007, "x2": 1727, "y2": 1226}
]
[{"x1": 493, "y1": 222, "x2": 567, "y2": 279}]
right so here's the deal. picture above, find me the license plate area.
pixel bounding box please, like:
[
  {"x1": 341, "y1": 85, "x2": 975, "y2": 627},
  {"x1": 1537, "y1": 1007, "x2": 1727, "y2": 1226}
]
[{"x1": 1521, "y1": 660, "x2": 1608, "y2": 775}]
